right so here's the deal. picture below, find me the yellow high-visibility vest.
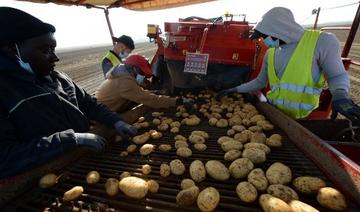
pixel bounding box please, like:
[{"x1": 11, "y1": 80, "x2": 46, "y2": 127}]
[
  {"x1": 266, "y1": 30, "x2": 325, "y2": 119},
  {"x1": 103, "y1": 51, "x2": 122, "y2": 67}
]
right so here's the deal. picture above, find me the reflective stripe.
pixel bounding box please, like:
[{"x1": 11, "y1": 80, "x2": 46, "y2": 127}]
[
  {"x1": 271, "y1": 83, "x2": 322, "y2": 95},
  {"x1": 269, "y1": 98, "x2": 314, "y2": 111},
  {"x1": 9, "y1": 93, "x2": 51, "y2": 115}
]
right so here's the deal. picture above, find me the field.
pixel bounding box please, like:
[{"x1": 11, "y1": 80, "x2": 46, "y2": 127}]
[{"x1": 56, "y1": 29, "x2": 360, "y2": 103}]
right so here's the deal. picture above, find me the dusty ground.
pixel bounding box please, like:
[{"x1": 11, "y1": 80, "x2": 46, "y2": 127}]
[{"x1": 56, "y1": 31, "x2": 360, "y2": 104}]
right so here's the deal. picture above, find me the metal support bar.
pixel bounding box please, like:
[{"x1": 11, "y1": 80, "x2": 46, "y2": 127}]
[
  {"x1": 342, "y1": 3, "x2": 360, "y2": 58},
  {"x1": 199, "y1": 26, "x2": 209, "y2": 53},
  {"x1": 103, "y1": 7, "x2": 115, "y2": 46},
  {"x1": 313, "y1": 7, "x2": 321, "y2": 30}
]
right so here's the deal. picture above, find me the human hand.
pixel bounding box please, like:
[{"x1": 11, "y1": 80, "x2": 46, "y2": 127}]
[
  {"x1": 114, "y1": 120, "x2": 138, "y2": 139},
  {"x1": 331, "y1": 98, "x2": 360, "y2": 122},
  {"x1": 74, "y1": 133, "x2": 107, "y2": 152}
]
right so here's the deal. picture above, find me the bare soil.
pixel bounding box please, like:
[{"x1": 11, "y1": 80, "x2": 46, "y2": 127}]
[{"x1": 56, "y1": 31, "x2": 360, "y2": 104}]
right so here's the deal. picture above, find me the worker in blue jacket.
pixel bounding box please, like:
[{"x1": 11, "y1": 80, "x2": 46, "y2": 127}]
[{"x1": 0, "y1": 7, "x2": 137, "y2": 178}]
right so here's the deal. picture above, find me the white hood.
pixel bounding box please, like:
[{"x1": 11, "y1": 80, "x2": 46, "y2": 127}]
[{"x1": 254, "y1": 7, "x2": 304, "y2": 44}]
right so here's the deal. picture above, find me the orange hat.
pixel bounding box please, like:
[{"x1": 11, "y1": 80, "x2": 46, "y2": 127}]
[{"x1": 125, "y1": 54, "x2": 152, "y2": 78}]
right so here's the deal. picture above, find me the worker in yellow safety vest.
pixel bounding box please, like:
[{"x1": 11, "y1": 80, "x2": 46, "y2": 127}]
[
  {"x1": 217, "y1": 7, "x2": 360, "y2": 122},
  {"x1": 101, "y1": 35, "x2": 134, "y2": 77}
]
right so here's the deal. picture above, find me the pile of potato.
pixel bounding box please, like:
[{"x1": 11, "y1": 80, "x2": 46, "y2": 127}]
[{"x1": 40, "y1": 90, "x2": 348, "y2": 211}]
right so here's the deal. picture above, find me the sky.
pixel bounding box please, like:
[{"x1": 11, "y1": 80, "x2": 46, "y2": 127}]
[{"x1": 1, "y1": 0, "x2": 359, "y2": 49}]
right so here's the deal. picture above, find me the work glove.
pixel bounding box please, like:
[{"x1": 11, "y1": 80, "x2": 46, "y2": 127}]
[
  {"x1": 114, "y1": 120, "x2": 138, "y2": 139},
  {"x1": 331, "y1": 98, "x2": 360, "y2": 122},
  {"x1": 74, "y1": 133, "x2": 107, "y2": 152},
  {"x1": 215, "y1": 87, "x2": 237, "y2": 101},
  {"x1": 176, "y1": 98, "x2": 196, "y2": 113}
]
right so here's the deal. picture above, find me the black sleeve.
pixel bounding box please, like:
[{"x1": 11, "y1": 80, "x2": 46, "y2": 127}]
[
  {"x1": 74, "y1": 82, "x2": 122, "y2": 128},
  {"x1": 0, "y1": 107, "x2": 78, "y2": 178}
]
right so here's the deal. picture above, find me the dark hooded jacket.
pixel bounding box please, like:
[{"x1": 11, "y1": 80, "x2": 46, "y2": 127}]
[{"x1": 0, "y1": 52, "x2": 121, "y2": 178}]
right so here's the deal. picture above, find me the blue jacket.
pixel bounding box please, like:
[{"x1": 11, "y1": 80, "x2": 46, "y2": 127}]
[{"x1": 0, "y1": 52, "x2": 121, "y2": 178}]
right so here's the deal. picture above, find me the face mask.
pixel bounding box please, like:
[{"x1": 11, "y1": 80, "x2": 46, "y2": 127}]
[
  {"x1": 15, "y1": 43, "x2": 34, "y2": 74},
  {"x1": 136, "y1": 74, "x2": 145, "y2": 84},
  {"x1": 263, "y1": 36, "x2": 280, "y2": 48},
  {"x1": 119, "y1": 51, "x2": 129, "y2": 59}
]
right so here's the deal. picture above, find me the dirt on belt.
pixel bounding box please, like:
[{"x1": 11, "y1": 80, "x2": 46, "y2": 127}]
[{"x1": 55, "y1": 35, "x2": 360, "y2": 104}]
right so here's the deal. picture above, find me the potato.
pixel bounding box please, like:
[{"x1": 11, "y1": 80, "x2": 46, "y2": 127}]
[
  {"x1": 262, "y1": 123, "x2": 274, "y2": 131},
  {"x1": 142, "y1": 164, "x2": 152, "y2": 175},
  {"x1": 288, "y1": 200, "x2": 319, "y2": 212},
  {"x1": 157, "y1": 123, "x2": 169, "y2": 131},
  {"x1": 159, "y1": 144, "x2": 172, "y2": 152},
  {"x1": 86, "y1": 171, "x2": 100, "y2": 184},
  {"x1": 292, "y1": 176, "x2": 326, "y2": 194},
  {"x1": 63, "y1": 186, "x2": 83, "y2": 201},
  {"x1": 147, "y1": 180, "x2": 159, "y2": 193},
  {"x1": 197, "y1": 187, "x2": 220, "y2": 212},
  {"x1": 229, "y1": 117, "x2": 242, "y2": 126},
  {"x1": 191, "y1": 131, "x2": 209, "y2": 139},
  {"x1": 182, "y1": 112, "x2": 190, "y2": 118},
  {"x1": 120, "y1": 151, "x2": 128, "y2": 157},
  {"x1": 152, "y1": 112, "x2": 164, "y2": 117},
  {"x1": 170, "y1": 159, "x2": 186, "y2": 175},
  {"x1": 266, "y1": 162, "x2": 292, "y2": 185},
  {"x1": 227, "y1": 129, "x2": 236, "y2": 136},
  {"x1": 224, "y1": 150, "x2": 242, "y2": 161},
  {"x1": 119, "y1": 176, "x2": 148, "y2": 199},
  {"x1": 211, "y1": 112, "x2": 222, "y2": 119},
  {"x1": 208, "y1": 117, "x2": 218, "y2": 126},
  {"x1": 170, "y1": 127, "x2": 180, "y2": 133},
  {"x1": 267, "y1": 184, "x2": 299, "y2": 202},
  {"x1": 244, "y1": 143, "x2": 271, "y2": 154},
  {"x1": 160, "y1": 163, "x2": 171, "y2": 177},
  {"x1": 140, "y1": 121, "x2": 150, "y2": 128},
  {"x1": 259, "y1": 194, "x2": 292, "y2": 212},
  {"x1": 248, "y1": 126, "x2": 263, "y2": 132},
  {"x1": 250, "y1": 114, "x2": 265, "y2": 124},
  {"x1": 234, "y1": 132, "x2": 251, "y2": 144},
  {"x1": 236, "y1": 181, "x2": 258, "y2": 203},
  {"x1": 216, "y1": 118, "x2": 228, "y2": 128},
  {"x1": 139, "y1": 144, "x2": 155, "y2": 156},
  {"x1": 170, "y1": 121, "x2": 181, "y2": 128},
  {"x1": 242, "y1": 119, "x2": 252, "y2": 127},
  {"x1": 190, "y1": 160, "x2": 206, "y2": 182},
  {"x1": 177, "y1": 186, "x2": 200, "y2": 206},
  {"x1": 132, "y1": 133, "x2": 150, "y2": 145},
  {"x1": 266, "y1": 134, "x2": 282, "y2": 147},
  {"x1": 317, "y1": 187, "x2": 347, "y2": 211},
  {"x1": 176, "y1": 147, "x2": 192, "y2": 157},
  {"x1": 232, "y1": 125, "x2": 246, "y2": 132},
  {"x1": 175, "y1": 112, "x2": 182, "y2": 117},
  {"x1": 181, "y1": 178, "x2": 196, "y2": 190},
  {"x1": 105, "y1": 178, "x2": 119, "y2": 196},
  {"x1": 217, "y1": 136, "x2": 234, "y2": 144},
  {"x1": 189, "y1": 134, "x2": 206, "y2": 144},
  {"x1": 152, "y1": 118, "x2": 161, "y2": 125},
  {"x1": 229, "y1": 158, "x2": 254, "y2": 179},
  {"x1": 194, "y1": 143, "x2": 207, "y2": 151},
  {"x1": 250, "y1": 132, "x2": 267, "y2": 144},
  {"x1": 133, "y1": 122, "x2": 142, "y2": 129},
  {"x1": 150, "y1": 130, "x2": 163, "y2": 139},
  {"x1": 205, "y1": 160, "x2": 230, "y2": 181},
  {"x1": 39, "y1": 173, "x2": 58, "y2": 188},
  {"x1": 242, "y1": 148, "x2": 266, "y2": 164},
  {"x1": 185, "y1": 117, "x2": 201, "y2": 126},
  {"x1": 221, "y1": 140, "x2": 243, "y2": 152},
  {"x1": 226, "y1": 112, "x2": 233, "y2": 118},
  {"x1": 175, "y1": 140, "x2": 188, "y2": 148},
  {"x1": 248, "y1": 168, "x2": 268, "y2": 192},
  {"x1": 119, "y1": 171, "x2": 131, "y2": 180},
  {"x1": 175, "y1": 134, "x2": 187, "y2": 141},
  {"x1": 161, "y1": 118, "x2": 173, "y2": 125},
  {"x1": 127, "y1": 144, "x2": 137, "y2": 153}
]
